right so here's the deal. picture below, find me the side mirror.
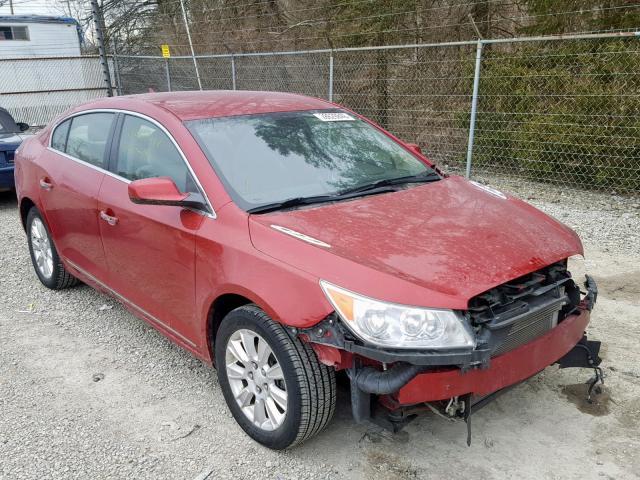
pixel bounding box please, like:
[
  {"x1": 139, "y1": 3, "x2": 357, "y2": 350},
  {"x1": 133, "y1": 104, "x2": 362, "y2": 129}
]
[
  {"x1": 17, "y1": 122, "x2": 30, "y2": 132},
  {"x1": 406, "y1": 143, "x2": 423, "y2": 156},
  {"x1": 128, "y1": 177, "x2": 208, "y2": 211}
]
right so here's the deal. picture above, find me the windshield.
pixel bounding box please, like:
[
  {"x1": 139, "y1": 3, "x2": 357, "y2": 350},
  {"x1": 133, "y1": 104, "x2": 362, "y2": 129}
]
[{"x1": 186, "y1": 109, "x2": 435, "y2": 211}]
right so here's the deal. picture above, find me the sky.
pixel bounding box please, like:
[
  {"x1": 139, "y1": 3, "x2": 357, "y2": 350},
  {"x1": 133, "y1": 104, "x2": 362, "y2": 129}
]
[{"x1": 0, "y1": 1, "x2": 69, "y2": 17}]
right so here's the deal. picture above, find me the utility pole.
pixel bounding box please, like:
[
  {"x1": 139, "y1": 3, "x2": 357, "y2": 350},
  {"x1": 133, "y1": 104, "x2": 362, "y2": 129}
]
[
  {"x1": 9, "y1": 0, "x2": 14, "y2": 15},
  {"x1": 90, "y1": 0, "x2": 113, "y2": 97},
  {"x1": 179, "y1": 0, "x2": 203, "y2": 90}
]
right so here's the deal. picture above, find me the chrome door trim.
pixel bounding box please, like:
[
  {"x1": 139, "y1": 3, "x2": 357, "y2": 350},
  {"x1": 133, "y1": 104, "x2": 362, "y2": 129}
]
[
  {"x1": 46, "y1": 147, "x2": 129, "y2": 183},
  {"x1": 48, "y1": 108, "x2": 216, "y2": 219},
  {"x1": 65, "y1": 258, "x2": 197, "y2": 348}
]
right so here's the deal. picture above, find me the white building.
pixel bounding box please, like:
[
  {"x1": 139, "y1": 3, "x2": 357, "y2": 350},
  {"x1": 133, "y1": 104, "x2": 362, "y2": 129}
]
[
  {"x1": 0, "y1": 15, "x2": 109, "y2": 127},
  {"x1": 0, "y1": 15, "x2": 82, "y2": 58}
]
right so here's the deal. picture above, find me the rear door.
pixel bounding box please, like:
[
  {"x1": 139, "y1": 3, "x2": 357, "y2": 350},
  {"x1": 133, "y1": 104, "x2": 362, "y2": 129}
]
[
  {"x1": 97, "y1": 113, "x2": 207, "y2": 347},
  {"x1": 36, "y1": 112, "x2": 116, "y2": 282}
]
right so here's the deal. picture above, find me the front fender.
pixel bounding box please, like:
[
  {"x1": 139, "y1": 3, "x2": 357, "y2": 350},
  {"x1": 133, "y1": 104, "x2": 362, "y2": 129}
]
[{"x1": 194, "y1": 207, "x2": 334, "y2": 360}]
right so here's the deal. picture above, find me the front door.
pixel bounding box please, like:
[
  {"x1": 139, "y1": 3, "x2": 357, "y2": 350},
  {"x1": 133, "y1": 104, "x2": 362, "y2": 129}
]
[
  {"x1": 37, "y1": 112, "x2": 117, "y2": 282},
  {"x1": 97, "y1": 113, "x2": 206, "y2": 347}
]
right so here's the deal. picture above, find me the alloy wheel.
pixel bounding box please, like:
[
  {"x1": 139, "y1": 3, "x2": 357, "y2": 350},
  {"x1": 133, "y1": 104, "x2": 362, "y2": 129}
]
[
  {"x1": 225, "y1": 329, "x2": 288, "y2": 431},
  {"x1": 30, "y1": 217, "x2": 53, "y2": 279}
]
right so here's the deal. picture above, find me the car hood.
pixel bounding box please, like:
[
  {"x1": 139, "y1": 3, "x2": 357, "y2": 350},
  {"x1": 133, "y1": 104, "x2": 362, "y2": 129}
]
[{"x1": 248, "y1": 176, "x2": 583, "y2": 309}]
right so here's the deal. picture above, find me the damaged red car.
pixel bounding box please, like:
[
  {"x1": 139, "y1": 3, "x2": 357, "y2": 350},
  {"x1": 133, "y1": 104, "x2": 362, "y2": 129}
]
[{"x1": 14, "y1": 91, "x2": 601, "y2": 449}]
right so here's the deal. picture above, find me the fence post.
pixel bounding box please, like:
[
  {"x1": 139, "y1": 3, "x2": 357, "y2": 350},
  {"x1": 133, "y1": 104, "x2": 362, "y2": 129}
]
[
  {"x1": 111, "y1": 38, "x2": 123, "y2": 96},
  {"x1": 465, "y1": 40, "x2": 483, "y2": 179},
  {"x1": 231, "y1": 55, "x2": 237, "y2": 90},
  {"x1": 90, "y1": 0, "x2": 113, "y2": 97},
  {"x1": 328, "y1": 54, "x2": 334, "y2": 101},
  {"x1": 165, "y1": 58, "x2": 172, "y2": 92},
  {"x1": 179, "y1": 0, "x2": 203, "y2": 90}
]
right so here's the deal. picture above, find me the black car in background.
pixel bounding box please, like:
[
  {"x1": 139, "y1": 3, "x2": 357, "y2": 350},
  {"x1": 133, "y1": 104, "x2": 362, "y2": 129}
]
[{"x1": 0, "y1": 107, "x2": 29, "y2": 192}]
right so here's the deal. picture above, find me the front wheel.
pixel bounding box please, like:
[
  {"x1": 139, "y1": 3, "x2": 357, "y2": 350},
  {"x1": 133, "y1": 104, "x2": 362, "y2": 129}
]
[{"x1": 215, "y1": 305, "x2": 336, "y2": 449}]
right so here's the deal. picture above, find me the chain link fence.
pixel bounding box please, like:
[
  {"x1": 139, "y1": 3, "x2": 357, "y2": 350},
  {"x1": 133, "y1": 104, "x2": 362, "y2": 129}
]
[
  {"x1": 9, "y1": 32, "x2": 634, "y2": 193},
  {"x1": 115, "y1": 32, "x2": 640, "y2": 193},
  {"x1": 0, "y1": 56, "x2": 113, "y2": 127}
]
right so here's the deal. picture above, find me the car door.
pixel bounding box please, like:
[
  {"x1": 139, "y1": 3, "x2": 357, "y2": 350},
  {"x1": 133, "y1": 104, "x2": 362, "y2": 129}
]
[
  {"x1": 97, "y1": 113, "x2": 207, "y2": 347},
  {"x1": 37, "y1": 112, "x2": 116, "y2": 282}
]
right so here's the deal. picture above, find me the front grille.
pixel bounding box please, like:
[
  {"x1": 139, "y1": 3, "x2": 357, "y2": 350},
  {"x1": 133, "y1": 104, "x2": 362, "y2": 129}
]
[
  {"x1": 467, "y1": 260, "x2": 580, "y2": 358},
  {"x1": 493, "y1": 302, "x2": 560, "y2": 356}
]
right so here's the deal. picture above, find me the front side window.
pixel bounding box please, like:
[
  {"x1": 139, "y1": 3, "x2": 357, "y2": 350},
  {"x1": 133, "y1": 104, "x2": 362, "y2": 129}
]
[
  {"x1": 186, "y1": 109, "x2": 434, "y2": 211},
  {"x1": 51, "y1": 119, "x2": 71, "y2": 151},
  {"x1": 0, "y1": 26, "x2": 29, "y2": 41},
  {"x1": 115, "y1": 115, "x2": 197, "y2": 193},
  {"x1": 65, "y1": 113, "x2": 115, "y2": 168}
]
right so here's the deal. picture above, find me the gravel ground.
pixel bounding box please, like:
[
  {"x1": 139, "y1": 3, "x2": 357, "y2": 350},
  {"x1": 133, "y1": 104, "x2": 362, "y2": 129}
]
[{"x1": 1, "y1": 178, "x2": 639, "y2": 480}]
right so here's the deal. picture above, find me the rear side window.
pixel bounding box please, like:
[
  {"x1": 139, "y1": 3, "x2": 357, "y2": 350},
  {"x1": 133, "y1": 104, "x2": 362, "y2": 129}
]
[
  {"x1": 114, "y1": 114, "x2": 197, "y2": 193},
  {"x1": 51, "y1": 119, "x2": 71, "y2": 151},
  {"x1": 66, "y1": 113, "x2": 115, "y2": 168}
]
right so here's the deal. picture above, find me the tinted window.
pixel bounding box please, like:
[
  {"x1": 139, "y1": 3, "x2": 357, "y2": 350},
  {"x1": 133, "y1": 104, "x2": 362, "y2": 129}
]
[
  {"x1": 66, "y1": 113, "x2": 115, "y2": 168},
  {"x1": 0, "y1": 26, "x2": 29, "y2": 40},
  {"x1": 51, "y1": 119, "x2": 71, "y2": 151},
  {"x1": 186, "y1": 110, "x2": 433, "y2": 210},
  {"x1": 115, "y1": 115, "x2": 197, "y2": 193}
]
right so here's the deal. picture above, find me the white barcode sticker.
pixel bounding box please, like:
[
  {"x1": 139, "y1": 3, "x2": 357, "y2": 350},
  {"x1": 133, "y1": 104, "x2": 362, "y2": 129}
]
[{"x1": 313, "y1": 112, "x2": 355, "y2": 122}]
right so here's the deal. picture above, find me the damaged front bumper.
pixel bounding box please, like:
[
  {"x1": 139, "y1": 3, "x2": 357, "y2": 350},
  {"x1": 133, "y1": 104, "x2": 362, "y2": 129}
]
[
  {"x1": 393, "y1": 306, "x2": 591, "y2": 405},
  {"x1": 301, "y1": 275, "x2": 601, "y2": 428}
]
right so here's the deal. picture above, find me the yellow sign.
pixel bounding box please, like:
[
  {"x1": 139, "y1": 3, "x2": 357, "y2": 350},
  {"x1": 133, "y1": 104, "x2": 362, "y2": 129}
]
[{"x1": 161, "y1": 44, "x2": 171, "y2": 58}]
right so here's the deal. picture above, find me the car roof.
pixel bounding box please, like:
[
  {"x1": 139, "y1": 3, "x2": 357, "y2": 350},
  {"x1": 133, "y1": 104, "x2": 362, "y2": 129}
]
[{"x1": 80, "y1": 90, "x2": 336, "y2": 122}]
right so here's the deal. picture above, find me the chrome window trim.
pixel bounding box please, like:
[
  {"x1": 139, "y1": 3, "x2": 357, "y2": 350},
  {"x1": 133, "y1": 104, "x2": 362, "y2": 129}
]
[
  {"x1": 48, "y1": 108, "x2": 216, "y2": 219},
  {"x1": 65, "y1": 259, "x2": 196, "y2": 348}
]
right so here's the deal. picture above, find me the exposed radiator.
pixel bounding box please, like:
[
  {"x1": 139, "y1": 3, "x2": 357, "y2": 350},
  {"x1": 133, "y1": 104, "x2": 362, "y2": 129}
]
[{"x1": 493, "y1": 301, "x2": 561, "y2": 356}]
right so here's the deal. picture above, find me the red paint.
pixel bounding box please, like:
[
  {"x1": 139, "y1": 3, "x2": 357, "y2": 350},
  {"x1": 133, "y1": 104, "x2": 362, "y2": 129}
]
[
  {"x1": 311, "y1": 343, "x2": 353, "y2": 369},
  {"x1": 249, "y1": 176, "x2": 582, "y2": 309},
  {"x1": 30, "y1": 148, "x2": 109, "y2": 283},
  {"x1": 14, "y1": 91, "x2": 586, "y2": 402},
  {"x1": 395, "y1": 308, "x2": 591, "y2": 405},
  {"x1": 128, "y1": 177, "x2": 188, "y2": 203}
]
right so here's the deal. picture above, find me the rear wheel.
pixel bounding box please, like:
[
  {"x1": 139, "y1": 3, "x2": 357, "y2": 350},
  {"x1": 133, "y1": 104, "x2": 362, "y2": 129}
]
[
  {"x1": 215, "y1": 305, "x2": 336, "y2": 449},
  {"x1": 26, "y1": 207, "x2": 79, "y2": 290}
]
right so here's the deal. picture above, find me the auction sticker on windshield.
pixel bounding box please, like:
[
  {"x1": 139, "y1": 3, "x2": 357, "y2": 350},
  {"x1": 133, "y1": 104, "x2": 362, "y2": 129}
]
[{"x1": 313, "y1": 112, "x2": 355, "y2": 122}]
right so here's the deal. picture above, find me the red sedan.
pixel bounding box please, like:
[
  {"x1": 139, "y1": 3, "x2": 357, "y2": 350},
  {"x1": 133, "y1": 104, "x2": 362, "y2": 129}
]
[{"x1": 14, "y1": 91, "x2": 599, "y2": 449}]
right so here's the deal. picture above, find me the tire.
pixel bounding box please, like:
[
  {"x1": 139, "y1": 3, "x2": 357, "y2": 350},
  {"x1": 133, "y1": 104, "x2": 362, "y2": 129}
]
[
  {"x1": 26, "y1": 207, "x2": 79, "y2": 290},
  {"x1": 215, "y1": 305, "x2": 336, "y2": 449}
]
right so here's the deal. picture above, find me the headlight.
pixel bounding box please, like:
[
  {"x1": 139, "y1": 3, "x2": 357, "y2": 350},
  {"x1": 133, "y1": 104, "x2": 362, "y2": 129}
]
[{"x1": 320, "y1": 280, "x2": 476, "y2": 350}]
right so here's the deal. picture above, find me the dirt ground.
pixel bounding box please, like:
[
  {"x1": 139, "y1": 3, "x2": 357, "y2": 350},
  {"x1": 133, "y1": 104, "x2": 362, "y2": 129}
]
[{"x1": 1, "y1": 182, "x2": 639, "y2": 480}]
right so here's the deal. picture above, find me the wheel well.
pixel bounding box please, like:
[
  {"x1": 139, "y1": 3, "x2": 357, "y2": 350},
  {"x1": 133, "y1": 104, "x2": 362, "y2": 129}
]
[
  {"x1": 19, "y1": 197, "x2": 36, "y2": 231},
  {"x1": 207, "y1": 293, "x2": 252, "y2": 363}
]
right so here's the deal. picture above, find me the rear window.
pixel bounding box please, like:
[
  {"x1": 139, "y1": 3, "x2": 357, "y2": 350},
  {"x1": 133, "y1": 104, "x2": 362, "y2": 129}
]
[{"x1": 0, "y1": 108, "x2": 19, "y2": 133}]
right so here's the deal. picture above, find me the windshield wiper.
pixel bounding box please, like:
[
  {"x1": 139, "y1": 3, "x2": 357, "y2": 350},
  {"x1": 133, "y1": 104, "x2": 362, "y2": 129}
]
[
  {"x1": 247, "y1": 186, "x2": 397, "y2": 214},
  {"x1": 337, "y1": 171, "x2": 440, "y2": 196}
]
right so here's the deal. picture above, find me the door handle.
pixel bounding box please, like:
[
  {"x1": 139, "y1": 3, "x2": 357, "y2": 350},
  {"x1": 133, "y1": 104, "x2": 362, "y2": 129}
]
[
  {"x1": 99, "y1": 210, "x2": 118, "y2": 226},
  {"x1": 39, "y1": 178, "x2": 53, "y2": 191}
]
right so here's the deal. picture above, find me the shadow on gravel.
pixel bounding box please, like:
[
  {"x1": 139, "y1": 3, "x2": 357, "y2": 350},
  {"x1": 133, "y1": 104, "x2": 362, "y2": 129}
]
[{"x1": 0, "y1": 190, "x2": 17, "y2": 210}]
